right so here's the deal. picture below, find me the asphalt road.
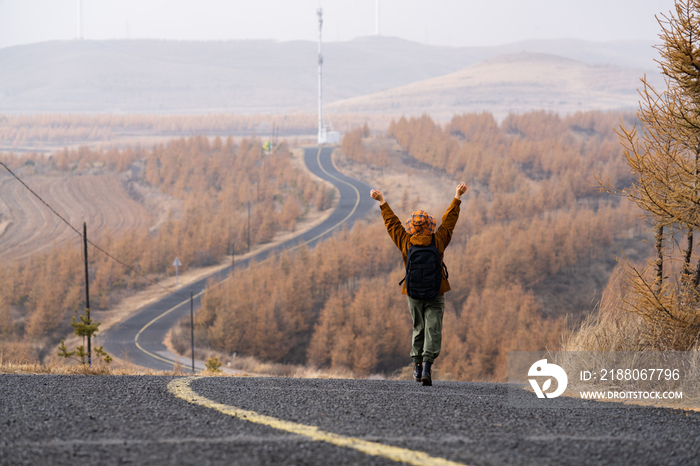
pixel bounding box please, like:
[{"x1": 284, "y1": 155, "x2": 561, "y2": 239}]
[
  {"x1": 2, "y1": 374, "x2": 699, "y2": 466},
  {"x1": 103, "y1": 146, "x2": 374, "y2": 371}
]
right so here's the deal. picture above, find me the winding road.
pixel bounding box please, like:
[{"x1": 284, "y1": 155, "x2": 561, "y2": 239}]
[{"x1": 103, "y1": 146, "x2": 374, "y2": 371}]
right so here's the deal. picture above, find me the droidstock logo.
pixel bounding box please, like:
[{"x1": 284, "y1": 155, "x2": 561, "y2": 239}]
[{"x1": 528, "y1": 359, "x2": 568, "y2": 398}]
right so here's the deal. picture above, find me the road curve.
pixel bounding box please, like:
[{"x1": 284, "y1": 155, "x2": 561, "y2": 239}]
[
  {"x1": 2, "y1": 374, "x2": 699, "y2": 466},
  {"x1": 103, "y1": 146, "x2": 374, "y2": 371}
]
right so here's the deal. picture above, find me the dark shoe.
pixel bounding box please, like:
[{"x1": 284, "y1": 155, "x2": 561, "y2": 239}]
[
  {"x1": 421, "y1": 361, "x2": 432, "y2": 386},
  {"x1": 413, "y1": 363, "x2": 423, "y2": 382}
]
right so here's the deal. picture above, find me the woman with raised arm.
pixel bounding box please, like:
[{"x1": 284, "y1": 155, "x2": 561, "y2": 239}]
[{"x1": 370, "y1": 182, "x2": 467, "y2": 386}]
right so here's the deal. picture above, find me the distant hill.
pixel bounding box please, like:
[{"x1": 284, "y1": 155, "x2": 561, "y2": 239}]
[
  {"x1": 329, "y1": 52, "x2": 663, "y2": 119},
  {"x1": 0, "y1": 37, "x2": 661, "y2": 115}
]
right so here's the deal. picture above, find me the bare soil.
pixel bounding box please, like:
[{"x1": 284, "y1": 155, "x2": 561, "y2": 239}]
[{"x1": 0, "y1": 173, "x2": 154, "y2": 262}]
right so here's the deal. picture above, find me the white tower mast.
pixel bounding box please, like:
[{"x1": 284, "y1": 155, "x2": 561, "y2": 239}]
[
  {"x1": 376, "y1": 0, "x2": 380, "y2": 36},
  {"x1": 77, "y1": 0, "x2": 83, "y2": 40},
  {"x1": 317, "y1": 8, "x2": 324, "y2": 144},
  {"x1": 316, "y1": 8, "x2": 339, "y2": 145}
]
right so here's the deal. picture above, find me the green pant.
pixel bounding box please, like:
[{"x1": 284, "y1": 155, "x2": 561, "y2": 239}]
[{"x1": 407, "y1": 294, "x2": 445, "y2": 364}]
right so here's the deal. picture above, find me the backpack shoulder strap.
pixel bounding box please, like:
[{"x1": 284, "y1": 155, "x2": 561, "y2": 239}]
[{"x1": 433, "y1": 233, "x2": 449, "y2": 279}]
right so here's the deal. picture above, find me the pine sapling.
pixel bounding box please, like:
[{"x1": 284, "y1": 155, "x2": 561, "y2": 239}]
[
  {"x1": 57, "y1": 309, "x2": 112, "y2": 365},
  {"x1": 205, "y1": 356, "x2": 222, "y2": 373}
]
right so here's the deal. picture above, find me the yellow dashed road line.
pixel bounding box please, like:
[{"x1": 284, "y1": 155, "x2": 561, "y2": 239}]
[{"x1": 168, "y1": 377, "x2": 469, "y2": 466}]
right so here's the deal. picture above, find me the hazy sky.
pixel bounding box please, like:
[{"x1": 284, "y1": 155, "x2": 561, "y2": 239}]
[{"x1": 0, "y1": 0, "x2": 678, "y2": 50}]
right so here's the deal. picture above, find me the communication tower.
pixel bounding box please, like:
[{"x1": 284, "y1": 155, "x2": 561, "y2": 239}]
[
  {"x1": 77, "y1": 0, "x2": 83, "y2": 40},
  {"x1": 317, "y1": 8, "x2": 340, "y2": 145},
  {"x1": 376, "y1": 0, "x2": 380, "y2": 36}
]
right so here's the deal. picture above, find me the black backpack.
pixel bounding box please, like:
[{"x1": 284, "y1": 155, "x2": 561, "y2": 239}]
[{"x1": 400, "y1": 235, "x2": 447, "y2": 300}]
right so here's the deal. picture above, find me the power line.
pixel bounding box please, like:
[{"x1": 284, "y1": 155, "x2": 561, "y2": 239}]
[
  {"x1": 0, "y1": 161, "x2": 187, "y2": 298},
  {"x1": 0, "y1": 161, "x2": 83, "y2": 238}
]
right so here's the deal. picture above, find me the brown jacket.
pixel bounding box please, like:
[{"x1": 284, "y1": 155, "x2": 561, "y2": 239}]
[{"x1": 380, "y1": 198, "x2": 461, "y2": 295}]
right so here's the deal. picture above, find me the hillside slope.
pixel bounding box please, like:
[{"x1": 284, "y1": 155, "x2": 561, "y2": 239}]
[
  {"x1": 0, "y1": 37, "x2": 658, "y2": 114},
  {"x1": 329, "y1": 52, "x2": 660, "y2": 119}
]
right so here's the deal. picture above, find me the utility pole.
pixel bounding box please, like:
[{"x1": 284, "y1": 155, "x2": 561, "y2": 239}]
[
  {"x1": 315, "y1": 9, "x2": 338, "y2": 144},
  {"x1": 247, "y1": 201, "x2": 251, "y2": 253},
  {"x1": 376, "y1": 0, "x2": 380, "y2": 36},
  {"x1": 190, "y1": 291, "x2": 195, "y2": 374},
  {"x1": 77, "y1": 0, "x2": 83, "y2": 40},
  {"x1": 83, "y1": 222, "x2": 91, "y2": 367},
  {"x1": 317, "y1": 8, "x2": 324, "y2": 144}
]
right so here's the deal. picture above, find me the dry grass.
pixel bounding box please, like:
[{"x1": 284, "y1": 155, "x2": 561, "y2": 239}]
[
  {"x1": 0, "y1": 360, "x2": 173, "y2": 376},
  {"x1": 164, "y1": 328, "x2": 360, "y2": 380},
  {"x1": 1, "y1": 344, "x2": 386, "y2": 379},
  {"x1": 0, "y1": 354, "x2": 263, "y2": 377},
  {"x1": 564, "y1": 300, "x2": 648, "y2": 352},
  {"x1": 225, "y1": 355, "x2": 359, "y2": 380},
  {"x1": 561, "y1": 292, "x2": 700, "y2": 411}
]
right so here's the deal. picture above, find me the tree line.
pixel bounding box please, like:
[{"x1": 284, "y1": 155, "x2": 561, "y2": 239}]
[{"x1": 0, "y1": 113, "x2": 386, "y2": 149}]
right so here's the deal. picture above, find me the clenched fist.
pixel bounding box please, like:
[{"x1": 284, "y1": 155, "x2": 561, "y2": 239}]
[{"x1": 370, "y1": 189, "x2": 386, "y2": 205}]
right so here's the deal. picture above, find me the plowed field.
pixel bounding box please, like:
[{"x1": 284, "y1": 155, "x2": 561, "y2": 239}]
[{"x1": 0, "y1": 174, "x2": 153, "y2": 262}]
